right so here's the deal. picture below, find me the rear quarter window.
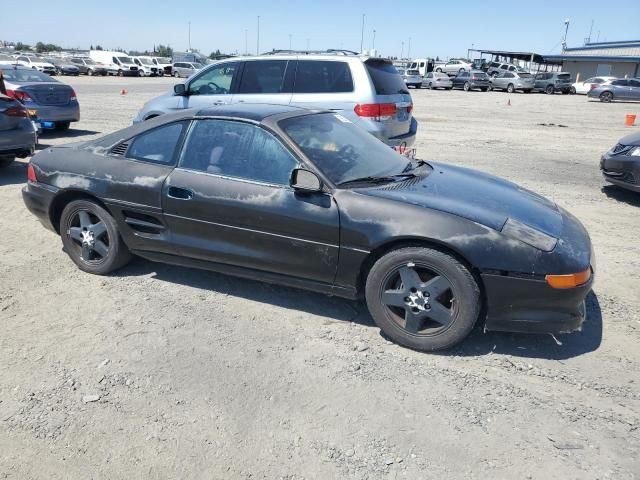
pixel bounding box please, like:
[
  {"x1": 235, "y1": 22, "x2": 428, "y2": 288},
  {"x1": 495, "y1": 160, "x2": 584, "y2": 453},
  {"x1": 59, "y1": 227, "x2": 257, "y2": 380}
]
[
  {"x1": 294, "y1": 61, "x2": 353, "y2": 93},
  {"x1": 365, "y1": 61, "x2": 408, "y2": 95}
]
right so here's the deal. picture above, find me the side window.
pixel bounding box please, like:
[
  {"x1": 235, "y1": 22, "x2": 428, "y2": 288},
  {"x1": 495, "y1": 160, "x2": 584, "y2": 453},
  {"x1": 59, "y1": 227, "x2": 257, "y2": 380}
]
[
  {"x1": 508, "y1": 66, "x2": 516, "y2": 71},
  {"x1": 179, "y1": 120, "x2": 298, "y2": 185},
  {"x1": 127, "y1": 121, "x2": 187, "y2": 165},
  {"x1": 505, "y1": 72, "x2": 514, "y2": 78},
  {"x1": 612, "y1": 80, "x2": 627, "y2": 86},
  {"x1": 238, "y1": 60, "x2": 288, "y2": 94},
  {"x1": 584, "y1": 77, "x2": 595, "y2": 83},
  {"x1": 189, "y1": 62, "x2": 239, "y2": 95},
  {"x1": 500, "y1": 64, "x2": 508, "y2": 70},
  {"x1": 18, "y1": 56, "x2": 29, "y2": 62},
  {"x1": 630, "y1": 79, "x2": 640, "y2": 88},
  {"x1": 294, "y1": 61, "x2": 353, "y2": 93},
  {"x1": 419, "y1": 62, "x2": 425, "y2": 67}
]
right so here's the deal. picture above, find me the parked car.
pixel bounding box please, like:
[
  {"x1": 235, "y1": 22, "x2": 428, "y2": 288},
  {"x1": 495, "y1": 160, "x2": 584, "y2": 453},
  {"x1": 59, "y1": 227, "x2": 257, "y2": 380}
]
[
  {"x1": 434, "y1": 59, "x2": 472, "y2": 76},
  {"x1": 486, "y1": 61, "x2": 529, "y2": 77},
  {"x1": 534, "y1": 72, "x2": 573, "y2": 94},
  {"x1": 70, "y1": 57, "x2": 109, "y2": 76},
  {"x1": 135, "y1": 53, "x2": 417, "y2": 149},
  {"x1": 600, "y1": 132, "x2": 640, "y2": 192},
  {"x1": 0, "y1": 54, "x2": 19, "y2": 66},
  {"x1": 45, "y1": 58, "x2": 80, "y2": 76},
  {"x1": 2, "y1": 66, "x2": 80, "y2": 131},
  {"x1": 132, "y1": 57, "x2": 161, "y2": 77},
  {"x1": 0, "y1": 93, "x2": 37, "y2": 168},
  {"x1": 489, "y1": 71, "x2": 535, "y2": 93},
  {"x1": 570, "y1": 76, "x2": 616, "y2": 95},
  {"x1": 14, "y1": 55, "x2": 56, "y2": 76},
  {"x1": 588, "y1": 78, "x2": 640, "y2": 102},
  {"x1": 22, "y1": 103, "x2": 594, "y2": 351},
  {"x1": 397, "y1": 68, "x2": 423, "y2": 88},
  {"x1": 89, "y1": 51, "x2": 139, "y2": 76},
  {"x1": 452, "y1": 70, "x2": 490, "y2": 91},
  {"x1": 153, "y1": 57, "x2": 172, "y2": 75},
  {"x1": 422, "y1": 72, "x2": 453, "y2": 90},
  {"x1": 172, "y1": 62, "x2": 203, "y2": 78}
]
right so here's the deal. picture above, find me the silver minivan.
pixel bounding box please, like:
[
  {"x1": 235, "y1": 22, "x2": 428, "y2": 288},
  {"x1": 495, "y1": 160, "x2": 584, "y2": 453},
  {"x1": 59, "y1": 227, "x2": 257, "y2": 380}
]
[{"x1": 134, "y1": 52, "x2": 417, "y2": 148}]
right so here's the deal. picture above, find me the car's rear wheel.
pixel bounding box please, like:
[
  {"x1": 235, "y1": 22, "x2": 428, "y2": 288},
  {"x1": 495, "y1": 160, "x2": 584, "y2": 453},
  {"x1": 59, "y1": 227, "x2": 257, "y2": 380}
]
[
  {"x1": 0, "y1": 156, "x2": 15, "y2": 168},
  {"x1": 174, "y1": 71, "x2": 180, "y2": 78},
  {"x1": 55, "y1": 122, "x2": 70, "y2": 131},
  {"x1": 569, "y1": 86, "x2": 576, "y2": 94},
  {"x1": 507, "y1": 83, "x2": 515, "y2": 93},
  {"x1": 435, "y1": 68, "x2": 442, "y2": 73},
  {"x1": 365, "y1": 247, "x2": 481, "y2": 352},
  {"x1": 60, "y1": 200, "x2": 131, "y2": 275},
  {"x1": 600, "y1": 91, "x2": 613, "y2": 102},
  {"x1": 463, "y1": 82, "x2": 471, "y2": 91},
  {"x1": 545, "y1": 85, "x2": 554, "y2": 95},
  {"x1": 87, "y1": 69, "x2": 93, "y2": 76}
]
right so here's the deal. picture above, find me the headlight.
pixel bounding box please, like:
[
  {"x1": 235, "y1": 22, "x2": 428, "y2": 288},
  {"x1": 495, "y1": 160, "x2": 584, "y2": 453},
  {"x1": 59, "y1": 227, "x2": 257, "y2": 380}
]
[
  {"x1": 501, "y1": 218, "x2": 557, "y2": 252},
  {"x1": 629, "y1": 146, "x2": 640, "y2": 157}
]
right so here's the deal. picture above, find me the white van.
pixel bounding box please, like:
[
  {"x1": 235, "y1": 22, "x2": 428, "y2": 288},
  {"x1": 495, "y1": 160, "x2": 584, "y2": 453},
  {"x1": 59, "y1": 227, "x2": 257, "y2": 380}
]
[
  {"x1": 131, "y1": 57, "x2": 161, "y2": 76},
  {"x1": 89, "y1": 51, "x2": 140, "y2": 77},
  {"x1": 407, "y1": 58, "x2": 429, "y2": 76}
]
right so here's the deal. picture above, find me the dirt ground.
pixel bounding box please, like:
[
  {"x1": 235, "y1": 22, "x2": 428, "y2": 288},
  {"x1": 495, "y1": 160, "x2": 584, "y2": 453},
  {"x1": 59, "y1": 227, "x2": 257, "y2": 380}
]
[{"x1": 1, "y1": 76, "x2": 639, "y2": 479}]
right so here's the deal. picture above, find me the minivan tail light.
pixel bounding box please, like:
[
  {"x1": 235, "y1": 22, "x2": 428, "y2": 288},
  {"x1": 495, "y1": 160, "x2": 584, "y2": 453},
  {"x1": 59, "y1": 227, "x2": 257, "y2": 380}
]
[
  {"x1": 354, "y1": 103, "x2": 397, "y2": 118},
  {"x1": 407, "y1": 104, "x2": 413, "y2": 113},
  {"x1": 27, "y1": 164, "x2": 37, "y2": 183}
]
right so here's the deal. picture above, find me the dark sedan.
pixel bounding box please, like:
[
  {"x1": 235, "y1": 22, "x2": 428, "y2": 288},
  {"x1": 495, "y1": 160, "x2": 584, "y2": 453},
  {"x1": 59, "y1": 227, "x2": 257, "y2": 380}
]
[
  {"x1": 588, "y1": 78, "x2": 640, "y2": 102},
  {"x1": 600, "y1": 132, "x2": 640, "y2": 192},
  {"x1": 0, "y1": 93, "x2": 37, "y2": 168},
  {"x1": 22, "y1": 104, "x2": 594, "y2": 352},
  {"x1": 452, "y1": 70, "x2": 490, "y2": 91},
  {"x1": 45, "y1": 57, "x2": 80, "y2": 76},
  {"x1": 2, "y1": 66, "x2": 79, "y2": 131}
]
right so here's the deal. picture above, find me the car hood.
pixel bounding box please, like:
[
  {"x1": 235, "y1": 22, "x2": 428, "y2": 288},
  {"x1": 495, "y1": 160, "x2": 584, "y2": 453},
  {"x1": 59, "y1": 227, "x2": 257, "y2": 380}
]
[
  {"x1": 31, "y1": 62, "x2": 54, "y2": 68},
  {"x1": 361, "y1": 161, "x2": 563, "y2": 237},
  {"x1": 619, "y1": 131, "x2": 640, "y2": 146}
]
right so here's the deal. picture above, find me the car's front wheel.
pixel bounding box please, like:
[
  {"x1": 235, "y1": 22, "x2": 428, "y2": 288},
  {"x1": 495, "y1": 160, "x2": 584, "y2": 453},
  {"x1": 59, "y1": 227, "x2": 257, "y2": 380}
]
[
  {"x1": 545, "y1": 85, "x2": 554, "y2": 94},
  {"x1": 365, "y1": 247, "x2": 481, "y2": 352},
  {"x1": 599, "y1": 91, "x2": 613, "y2": 102},
  {"x1": 60, "y1": 199, "x2": 131, "y2": 275},
  {"x1": 463, "y1": 82, "x2": 471, "y2": 91}
]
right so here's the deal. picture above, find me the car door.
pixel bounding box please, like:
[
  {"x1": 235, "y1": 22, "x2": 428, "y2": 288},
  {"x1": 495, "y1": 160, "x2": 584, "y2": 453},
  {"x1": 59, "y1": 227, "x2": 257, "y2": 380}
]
[
  {"x1": 163, "y1": 118, "x2": 340, "y2": 284},
  {"x1": 628, "y1": 79, "x2": 640, "y2": 100},
  {"x1": 232, "y1": 59, "x2": 293, "y2": 106},
  {"x1": 611, "y1": 79, "x2": 629, "y2": 99},
  {"x1": 184, "y1": 61, "x2": 240, "y2": 109},
  {"x1": 493, "y1": 73, "x2": 506, "y2": 89}
]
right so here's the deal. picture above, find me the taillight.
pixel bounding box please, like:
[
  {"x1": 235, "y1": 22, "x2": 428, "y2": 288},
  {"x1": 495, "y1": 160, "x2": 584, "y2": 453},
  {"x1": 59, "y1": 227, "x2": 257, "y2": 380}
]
[
  {"x1": 27, "y1": 164, "x2": 37, "y2": 183},
  {"x1": 5, "y1": 89, "x2": 33, "y2": 102},
  {"x1": 407, "y1": 104, "x2": 413, "y2": 113},
  {"x1": 70, "y1": 89, "x2": 77, "y2": 101},
  {"x1": 3, "y1": 106, "x2": 29, "y2": 117},
  {"x1": 590, "y1": 84, "x2": 598, "y2": 90},
  {"x1": 354, "y1": 103, "x2": 397, "y2": 118}
]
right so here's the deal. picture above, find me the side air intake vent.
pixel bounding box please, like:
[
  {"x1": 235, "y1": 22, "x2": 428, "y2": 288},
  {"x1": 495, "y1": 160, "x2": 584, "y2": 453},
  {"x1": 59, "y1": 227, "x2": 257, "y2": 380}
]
[{"x1": 110, "y1": 142, "x2": 129, "y2": 156}]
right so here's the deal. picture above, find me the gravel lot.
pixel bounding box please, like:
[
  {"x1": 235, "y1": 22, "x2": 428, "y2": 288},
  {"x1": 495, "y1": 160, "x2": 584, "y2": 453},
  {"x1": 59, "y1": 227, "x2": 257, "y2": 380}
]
[{"x1": 1, "y1": 76, "x2": 639, "y2": 479}]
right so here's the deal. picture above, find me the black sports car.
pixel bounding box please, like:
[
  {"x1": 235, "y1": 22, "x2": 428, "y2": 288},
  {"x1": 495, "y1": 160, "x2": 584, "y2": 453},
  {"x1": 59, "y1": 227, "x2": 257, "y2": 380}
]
[
  {"x1": 600, "y1": 131, "x2": 640, "y2": 193},
  {"x1": 22, "y1": 104, "x2": 595, "y2": 351}
]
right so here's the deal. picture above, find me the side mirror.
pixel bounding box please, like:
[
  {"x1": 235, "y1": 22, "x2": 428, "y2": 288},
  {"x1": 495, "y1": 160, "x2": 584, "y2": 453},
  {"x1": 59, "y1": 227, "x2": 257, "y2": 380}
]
[
  {"x1": 290, "y1": 168, "x2": 322, "y2": 193},
  {"x1": 174, "y1": 83, "x2": 187, "y2": 96}
]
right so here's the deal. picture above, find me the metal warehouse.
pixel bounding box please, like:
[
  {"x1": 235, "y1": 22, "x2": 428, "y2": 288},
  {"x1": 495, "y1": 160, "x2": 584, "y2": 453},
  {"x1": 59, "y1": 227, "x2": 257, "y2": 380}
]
[{"x1": 546, "y1": 40, "x2": 640, "y2": 80}]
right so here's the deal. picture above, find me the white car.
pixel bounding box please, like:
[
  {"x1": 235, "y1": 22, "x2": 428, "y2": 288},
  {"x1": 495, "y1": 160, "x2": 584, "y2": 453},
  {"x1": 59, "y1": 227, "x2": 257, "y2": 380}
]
[
  {"x1": 132, "y1": 57, "x2": 161, "y2": 76},
  {"x1": 570, "y1": 76, "x2": 617, "y2": 95},
  {"x1": 14, "y1": 55, "x2": 56, "y2": 75},
  {"x1": 422, "y1": 71, "x2": 453, "y2": 89},
  {"x1": 434, "y1": 59, "x2": 472, "y2": 76}
]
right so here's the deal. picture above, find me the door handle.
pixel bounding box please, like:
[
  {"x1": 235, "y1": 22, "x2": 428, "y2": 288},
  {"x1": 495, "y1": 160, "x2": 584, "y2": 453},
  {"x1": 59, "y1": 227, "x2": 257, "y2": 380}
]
[{"x1": 167, "y1": 186, "x2": 193, "y2": 200}]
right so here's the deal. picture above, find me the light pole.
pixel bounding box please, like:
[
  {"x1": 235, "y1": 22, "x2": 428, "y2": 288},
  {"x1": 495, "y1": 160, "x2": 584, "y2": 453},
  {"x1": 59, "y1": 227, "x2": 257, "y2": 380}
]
[
  {"x1": 372, "y1": 29, "x2": 376, "y2": 50},
  {"x1": 257, "y1": 16, "x2": 260, "y2": 55},
  {"x1": 360, "y1": 14, "x2": 365, "y2": 52},
  {"x1": 289, "y1": 34, "x2": 292, "y2": 50},
  {"x1": 306, "y1": 38, "x2": 310, "y2": 50},
  {"x1": 400, "y1": 41, "x2": 404, "y2": 59},
  {"x1": 188, "y1": 21, "x2": 191, "y2": 51},
  {"x1": 407, "y1": 37, "x2": 411, "y2": 59},
  {"x1": 244, "y1": 29, "x2": 248, "y2": 55},
  {"x1": 562, "y1": 18, "x2": 570, "y2": 51}
]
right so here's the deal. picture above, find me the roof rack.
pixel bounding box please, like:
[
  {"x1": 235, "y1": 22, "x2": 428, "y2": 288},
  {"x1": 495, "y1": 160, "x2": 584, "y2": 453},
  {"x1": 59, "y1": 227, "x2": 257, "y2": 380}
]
[{"x1": 262, "y1": 49, "x2": 360, "y2": 56}]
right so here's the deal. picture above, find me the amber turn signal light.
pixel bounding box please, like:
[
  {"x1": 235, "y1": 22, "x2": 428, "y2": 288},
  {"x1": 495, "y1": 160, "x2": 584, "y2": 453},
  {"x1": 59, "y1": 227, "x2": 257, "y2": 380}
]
[{"x1": 545, "y1": 268, "x2": 592, "y2": 289}]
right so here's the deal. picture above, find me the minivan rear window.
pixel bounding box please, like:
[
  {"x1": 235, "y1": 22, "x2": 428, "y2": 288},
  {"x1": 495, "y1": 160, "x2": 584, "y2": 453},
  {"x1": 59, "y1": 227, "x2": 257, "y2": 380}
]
[
  {"x1": 365, "y1": 61, "x2": 409, "y2": 95},
  {"x1": 294, "y1": 61, "x2": 353, "y2": 93}
]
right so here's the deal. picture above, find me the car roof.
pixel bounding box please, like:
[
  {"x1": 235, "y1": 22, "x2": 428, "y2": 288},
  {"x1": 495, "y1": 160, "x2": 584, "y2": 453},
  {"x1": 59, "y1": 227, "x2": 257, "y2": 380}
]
[{"x1": 196, "y1": 103, "x2": 313, "y2": 122}]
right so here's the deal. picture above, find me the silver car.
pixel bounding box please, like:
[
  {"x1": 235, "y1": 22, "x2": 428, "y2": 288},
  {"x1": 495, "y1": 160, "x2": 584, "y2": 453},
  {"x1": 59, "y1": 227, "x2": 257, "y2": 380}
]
[
  {"x1": 422, "y1": 72, "x2": 453, "y2": 90},
  {"x1": 397, "y1": 68, "x2": 423, "y2": 89},
  {"x1": 0, "y1": 93, "x2": 37, "y2": 168},
  {"x1": 588, "y1": 78, "x2": 640, "y2": 102},
  {"x1": 135, "y1": 52, "x2": 418, "y2": 148},
  {"x1": 489, "y1": 71, "x2": 535, "y2": 93},
  {"x1": 172, "y1": 62, "x2": 203, "y2": 78}
]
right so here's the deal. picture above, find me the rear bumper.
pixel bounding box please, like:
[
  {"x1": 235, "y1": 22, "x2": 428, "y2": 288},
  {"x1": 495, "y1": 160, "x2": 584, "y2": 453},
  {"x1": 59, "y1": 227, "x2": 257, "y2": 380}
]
[
  {"x1": 29, "y1": 103, "x2": 80, "y2": 123},
  {"x1": 0, "y1": 121, "x2": 37, "y2": 157},
  {"x1": 482, "y1": 273, "x2": 593, "y2": 334},
  {"x1": 22, "y1": 181, "x2": 58, "y2": 232}
]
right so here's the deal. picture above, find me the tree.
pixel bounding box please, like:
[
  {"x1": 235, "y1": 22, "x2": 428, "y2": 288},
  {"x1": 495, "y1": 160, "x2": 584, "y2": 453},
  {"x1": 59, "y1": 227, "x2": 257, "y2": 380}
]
[
  {"x1": 95, "y1": 45, "x2": 103, "y2": 51},
  {"x1": 155, "y1": 44, "x2": 172, "y2": 58},
  {"x1": 35, "y1": 42, "x2": 62, "y2": 53},
  {"x1": 90, "y1": 45, "x2": 94, "y2": 50},
  {"x1": 209, "y1": 49, "x2": 222, "y2": 59},
  {"x1": 15, "y1": 42, "x2": 31, "y2": 51}
]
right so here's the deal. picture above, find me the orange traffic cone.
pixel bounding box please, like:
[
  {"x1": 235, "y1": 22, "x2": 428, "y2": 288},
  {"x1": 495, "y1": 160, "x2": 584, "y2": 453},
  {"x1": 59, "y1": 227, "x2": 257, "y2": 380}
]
[{"x1": 120, "y1": 88, "x2": 127, "y2": 95}]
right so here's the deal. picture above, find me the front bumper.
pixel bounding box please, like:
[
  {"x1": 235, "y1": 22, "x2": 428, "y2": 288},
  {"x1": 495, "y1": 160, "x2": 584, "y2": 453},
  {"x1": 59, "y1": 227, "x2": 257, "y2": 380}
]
[
  {"x1": 22, "y1": 181, "x2": 59, "y2": 232},
  {"x1": 600, "y1": 152, "x2": 640, "y2": 192}
]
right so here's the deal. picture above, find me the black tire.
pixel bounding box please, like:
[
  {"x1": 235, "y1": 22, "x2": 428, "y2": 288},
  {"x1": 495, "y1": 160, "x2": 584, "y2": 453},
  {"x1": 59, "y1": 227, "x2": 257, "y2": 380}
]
[
  {"x1": 174, "y1": 71, "x2": 180, "y2": 78},
  {"x1": 600, "y1": 91, "x2": 613, "y2": 103},
  {"x1": 87, "y1": 69, "x2": 94, "y2": 76},
  {"x1": 545, "y1": 85, "x2": 554, "y2": 95},
  {"x1": 117, "y1": 69, "x2": 123, "y2": 77},
  {"x1": 60, "y1": 199, "x2": 131, "y2": 275},
  {"x1": 414, "y1": 84, "x2": 421, "y2": 89},
  {"x1": 507, "y1": 83, "x2": 515, "y2": 93},
  {"x1": 0, "y1": 156, "x2": 15, "y2": 168},
  {"x1": 458, "y1": 68, "x2": 465, "y2": 74},
  {"x1": 480, "y1": 87, "x2": 488, "y2": 92},
  {"x1": 569, "y1": 86, "x2": 576, "y2": 94},
  {"x1": 435, "y1": 68, "x2": 442, "y2": 73},
  {"x1": 428, "y1": 82, "x2": 433, "y2": 89},
  {"x1": 487, "y1": 84, "x2": 493, "y2": 91},
  {"x1": 463, "y1": 82, "x2": 471, "y2": 92},
  {"x1": 523, "y1": 89, "x2": 532, "y2": 93},
  {"x1": 55, "y1": 121, "x2": 71, "y2": 131},
  {"x1": 365, "y1": 247, "x2": 480, "y2": 352}
]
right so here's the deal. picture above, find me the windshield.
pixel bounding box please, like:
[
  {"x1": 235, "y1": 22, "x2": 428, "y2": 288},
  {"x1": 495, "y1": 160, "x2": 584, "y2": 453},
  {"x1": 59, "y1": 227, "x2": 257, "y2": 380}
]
[
  {"x1": 518, "y1": 72, "x2": 533, "y2": 78},
  {"x1": 84, "y1": 59, "x2": 96, "y2": 65},
  {"x1": 280, "y1": 113, "x2": 411, "y2": 185},
  {"x1": 557, "y1": 73, "x2": 571, "y2": 80},
  {"x1": 1, "y1": 68, "x2": 58, "y2": 83},
  {"x1": 192, "y1": 63, "x2": 204, "y2": 69},
  {"x1": 138, "y1": 58, "x2": 153, "y2": 65},
  {"x1": 118, "y1": 57, "x2": 134, "y2": 65}
]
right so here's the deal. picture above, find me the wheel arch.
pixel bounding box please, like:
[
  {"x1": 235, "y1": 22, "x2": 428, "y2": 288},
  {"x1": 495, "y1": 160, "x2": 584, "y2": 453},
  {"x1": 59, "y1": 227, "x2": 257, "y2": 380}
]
[{"x1": 49, "y1": 189, "x2": 113, "y2": 234}]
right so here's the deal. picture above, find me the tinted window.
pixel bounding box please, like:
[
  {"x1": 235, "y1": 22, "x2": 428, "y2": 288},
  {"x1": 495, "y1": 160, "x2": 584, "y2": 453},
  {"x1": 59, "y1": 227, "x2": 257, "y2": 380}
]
[
  {"x1": 419, "y1": 62, "x2": 425, "y2": 67},
  {"x1": 366, "y1": 61, "x2": 408, "y2": 94},
  {"x1": 557, "y1": 73, "x2": 571, "y2": 80},
  {"x1": 127, "y1": 122, "x2": 187, "y2": 164},
  {"x1": 612, "y1": 79, "x2": 628, "y2": 86},
  {"x1": 189, "y1": 62, "x2": 239, "y2": 95},
  {"x1": 239, "y1": 60, "x2": 288, "y2": 93},
  {"x1": 508, "y1": 66, "x2": 516, "y2": 71},
  {"x1": 630, "y1": 79, "x2": 640, "y2": 87},
  {"x1": 294, "y1": 61, "x2": 353, "y2": 93},
  {"x1": 504, "y1": 72, "x2": 514, "y2": 78},
  {"x1": 180, "y1": 120, "x2": 298, "y2": 185},
  {"x1": 500, "y1": 65, "x2": 508, "y2": 70},
  {"x1": 1, "y1": 68, "x2": 58, "y2": 83}
]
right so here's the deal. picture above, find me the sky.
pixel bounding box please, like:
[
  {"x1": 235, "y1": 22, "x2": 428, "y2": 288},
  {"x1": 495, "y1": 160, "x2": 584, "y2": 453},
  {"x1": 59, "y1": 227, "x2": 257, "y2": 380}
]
[{"x1": 5, "y1": 0, "x2": 640, "y2": 58}]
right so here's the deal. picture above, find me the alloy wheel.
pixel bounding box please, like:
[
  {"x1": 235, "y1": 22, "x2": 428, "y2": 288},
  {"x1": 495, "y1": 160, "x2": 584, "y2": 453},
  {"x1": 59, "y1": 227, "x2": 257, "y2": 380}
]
[
  {"x1": 67, "y1": 210, "x2": 110, "y2": 263},
  {"x1": 379, "y1": 262, "x2": 456, "y2": 336}
]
